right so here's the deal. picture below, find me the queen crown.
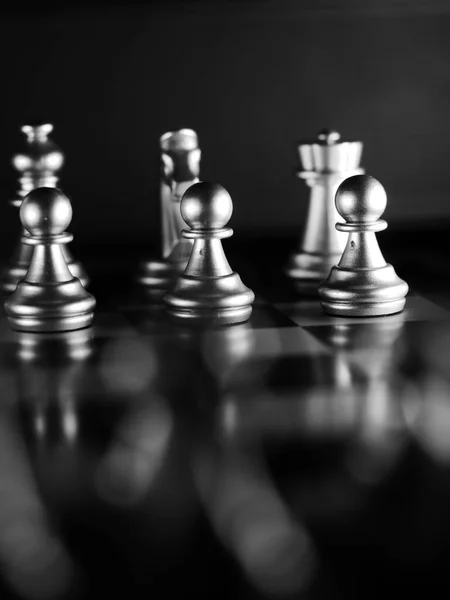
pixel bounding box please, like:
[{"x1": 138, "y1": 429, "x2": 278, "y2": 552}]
[{"x1": 298, "y1": 128, "x2": 363, "y2": 174}]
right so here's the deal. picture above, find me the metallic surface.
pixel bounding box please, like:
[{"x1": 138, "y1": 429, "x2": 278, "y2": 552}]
[
  {"x1": 319, "y1": 175, "x2": 409, "y2": 317},
  {"x1": 164, "y1": 182, "x2": 255, "y2": 325},
  {"x1": 284, "y1": 129, "x2": 364, "y2": 294},
  {"x1": 2, "y1": 123, "x2": 89, "y2": 295},
  {"x1": 5, "y1": 188, "x2": 96, "y2": 332},
  {"x1": 137, "y1": 129, "x2": 201, "y2": 297}
]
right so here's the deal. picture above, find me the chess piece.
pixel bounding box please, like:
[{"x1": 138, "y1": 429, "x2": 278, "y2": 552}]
[
  {"x1": 319, "y1": 174, "x2": 409, "y2": 317},
  {"x1": 285, "y1": 129, "x2": 364, "y2": 294},
  {"x1": 164, "y1": 182, "x2": 255, "y2": 325},
  {"x1": 137, "y1": 128, "x2": 201, "y2": 298},
  {"x1": 4, "y1": 187, "x2": 96, "y2": 332},
  {"x1": 2, "y1": 123, "x2": 88, "y2": 295}
]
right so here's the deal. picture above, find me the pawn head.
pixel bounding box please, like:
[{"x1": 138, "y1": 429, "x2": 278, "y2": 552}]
[
  {"x1": 181, "y1": 181, "x2": 233, "y2": 230},
  {"x1": 20, "y1": 187, "x2": 73, "y2": 236},
  {"x1": 335, "y1": 175, "x2": 387, "y2": 223}
]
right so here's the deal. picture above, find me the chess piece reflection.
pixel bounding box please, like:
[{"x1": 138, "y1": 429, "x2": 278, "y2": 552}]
[
  {"x1": 310, "y1": 315, "x2": 408, "y2": 485},
  {"x1": 13, "y1": 327, "x2": 95, "y2": 547},
  {"x1": 2, "y1": 123, "x2": 88, "y2": 294},
  {"x1": 285, "y1": 129, "x2": 364, "y2": 294},
  {"x1": 14, "y1": 327, "x2": 94, "y2": 477},
  {"x1": 192, "y1": 439, "x2": 317, "y2": 597},
  {"x1": 201, "y1": 321, "x2": 256, "y2": 387},
  {"x1": 137, "y1": 128, "x2": 201, "y2": 298},
  {"x1": 319, "y1": 174, "x2": 409, "y2": 317},
  {"x1": 400, "y1": 323, "x2": 450, "y2": 465},
  {"x1": 5, "y1": 187, "x2": 96, "y2": 332},
  {"x1": 216, "y1": 315, "x2": 408, "y2": 530},
  {"x1": 164, "y1": 182, "x2": 255, "y2": 325}
]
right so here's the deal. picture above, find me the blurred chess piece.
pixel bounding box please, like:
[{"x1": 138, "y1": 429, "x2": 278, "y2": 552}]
[
  {"x1": 137, "y1": 128, "x2": 201, "y2": 298},
  {"x1": 191, "y1": 392, "x2": 317, "y2": 598},
  {"x1": 196, "y1": 445, "x2": 317, "y2": 596},
  {"x1": 5, "y1": 187, "x2": 96, "y2": 332},
  {"x1": 3, "y1": 123, "x2": 89, "y2": 294},
  {"x1": 285, "y1": 129, "x2": 363, "y2": 294},
  {"x1": 319, "y1": 175, "x2": 409, "y2": 317},
  {"x1": 164, "y1": 182, "x2": 255, "y2": 325},
  {"x1": 0, "y1": 394, "x2": 79, "y2": 599}
]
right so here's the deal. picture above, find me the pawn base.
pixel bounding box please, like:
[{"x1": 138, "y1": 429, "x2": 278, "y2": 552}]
[
  {"x1": 320, "y1": 298, "x2": 406, "y2": 318},
  {"x1": 285, "y1": 250, "x2": 343, "y2": 295},
  {"x1": 136, "y1": 240, "x2": 191, "y2": 299},
  {"x1": 164, "y1": 271, "x2": 255, "y2": 326},
  {"x1": 136, "y1": 259, "x2": 178, "y2": 300},
  {"x1": 5, "y1": 278, "x2": 96, "y2": 333},
  {"x1": 166, "y1": 304, "x2": 253, "y2": 326},
  {"x1": 319, "y1": 263, "x2": 409, "y2": 318}
]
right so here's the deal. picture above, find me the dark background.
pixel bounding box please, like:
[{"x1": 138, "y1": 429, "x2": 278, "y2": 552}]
[
  {"x1": 0, "y1": 5, "x2": 450, "y2": 599},
  {"x1": 0, "y1": 0, "x2": 449, "y2": 252}
]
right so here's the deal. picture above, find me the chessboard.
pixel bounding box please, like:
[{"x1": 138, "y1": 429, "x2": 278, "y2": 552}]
[{"x1": 1, "y1": 236, "x2": 450, "y2": 600}]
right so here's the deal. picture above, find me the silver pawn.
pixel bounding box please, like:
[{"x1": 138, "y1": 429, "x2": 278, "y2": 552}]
[
  {"x1": 164, "y1": 182, "x2": 255, "y2": 325},
  {"x1": 137, "y1": 128, "x2": 201, "y2": 297},
  {"x1": 319, "y1": 175, "x2": 409, "y2": 317},
  {"x1": 2, "y1": 123, "x2": 89, "y2": 294},
  {"x1": 285, "y1": 129, "x2": 364, "y2": 294},
  {"x1": 5, "y1": 187, "x2": 96, "y2": 332}
]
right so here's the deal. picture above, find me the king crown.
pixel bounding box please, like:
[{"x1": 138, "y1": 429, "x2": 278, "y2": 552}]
[{"x1": 298, "y1": 129, "x2": 363, "y2": 174}]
